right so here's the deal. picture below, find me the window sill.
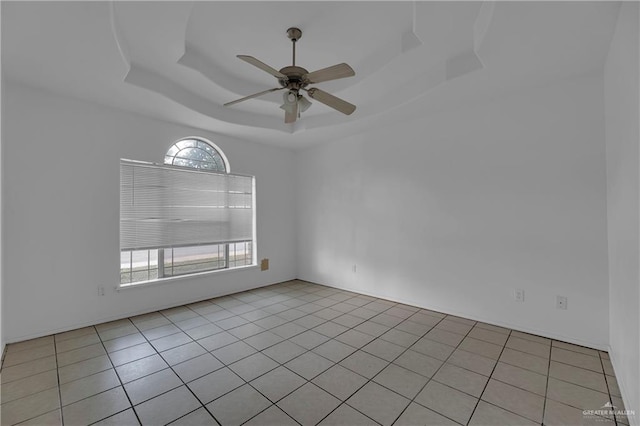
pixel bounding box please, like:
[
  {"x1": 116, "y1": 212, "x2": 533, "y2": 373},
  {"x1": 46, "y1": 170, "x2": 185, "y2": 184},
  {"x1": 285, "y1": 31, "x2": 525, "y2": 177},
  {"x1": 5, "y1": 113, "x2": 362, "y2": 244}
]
[{"x1": 116, "y1": 264, "x2": 258, "y2": 292}]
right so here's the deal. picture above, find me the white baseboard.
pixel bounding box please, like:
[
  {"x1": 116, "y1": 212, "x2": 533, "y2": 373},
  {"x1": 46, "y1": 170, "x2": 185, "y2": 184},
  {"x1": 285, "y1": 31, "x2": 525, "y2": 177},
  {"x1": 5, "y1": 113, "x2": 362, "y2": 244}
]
[
  {"x1": 307, "y1": 280, "x2": 609, "y2": 351},
  {"x1": 608, "y1": 347, "x2": 639, "y2": 426},
  {"x1": 4, "y1": 279, "x2": 291, "y2": 345}
]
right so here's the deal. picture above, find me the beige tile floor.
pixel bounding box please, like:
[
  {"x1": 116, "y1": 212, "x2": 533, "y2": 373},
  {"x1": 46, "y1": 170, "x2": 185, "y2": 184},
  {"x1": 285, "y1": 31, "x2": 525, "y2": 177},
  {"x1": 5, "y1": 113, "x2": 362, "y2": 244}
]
[{"x1": 0, "y1": 280, "x2": 628, "y2": 426}]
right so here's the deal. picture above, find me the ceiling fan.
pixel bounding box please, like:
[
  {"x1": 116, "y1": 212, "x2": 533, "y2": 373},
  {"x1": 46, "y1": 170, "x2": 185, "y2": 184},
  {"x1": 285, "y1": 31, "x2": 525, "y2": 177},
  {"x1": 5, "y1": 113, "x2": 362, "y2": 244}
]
[{"x1": 224, "y1": 27, "x2": 356, "y2": 124}]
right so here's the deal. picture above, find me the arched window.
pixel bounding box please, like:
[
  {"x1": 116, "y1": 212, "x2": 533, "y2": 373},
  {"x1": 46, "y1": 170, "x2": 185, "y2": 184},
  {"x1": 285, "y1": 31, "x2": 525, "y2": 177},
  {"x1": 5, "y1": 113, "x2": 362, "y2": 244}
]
[
  {"x1": 119, "y1": 137, "x2": 255, "y2": 287},
  {"x1": 164, "y1": 137, "x2": 228, "y2": 172}
]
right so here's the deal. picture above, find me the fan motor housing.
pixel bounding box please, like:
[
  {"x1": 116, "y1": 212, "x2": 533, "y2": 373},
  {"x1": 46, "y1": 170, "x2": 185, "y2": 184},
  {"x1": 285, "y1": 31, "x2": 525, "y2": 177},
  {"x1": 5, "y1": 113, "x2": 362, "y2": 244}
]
[{"x1": 278, "y1": 66, "x2": 310, "y2": 89}]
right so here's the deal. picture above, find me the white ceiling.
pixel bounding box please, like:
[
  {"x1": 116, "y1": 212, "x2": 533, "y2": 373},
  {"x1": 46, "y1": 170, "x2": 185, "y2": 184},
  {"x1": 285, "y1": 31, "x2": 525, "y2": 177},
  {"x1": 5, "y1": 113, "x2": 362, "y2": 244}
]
[{"x1": 2, "y1": 1, "x2": 621, "y2": 149}]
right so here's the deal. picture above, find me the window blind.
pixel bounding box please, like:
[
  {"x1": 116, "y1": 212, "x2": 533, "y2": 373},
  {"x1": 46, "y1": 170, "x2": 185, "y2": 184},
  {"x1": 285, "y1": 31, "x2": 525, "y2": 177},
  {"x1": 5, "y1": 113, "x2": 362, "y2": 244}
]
[{"x1": 120, "y1": 159, "x2": 254, "y2": 251}]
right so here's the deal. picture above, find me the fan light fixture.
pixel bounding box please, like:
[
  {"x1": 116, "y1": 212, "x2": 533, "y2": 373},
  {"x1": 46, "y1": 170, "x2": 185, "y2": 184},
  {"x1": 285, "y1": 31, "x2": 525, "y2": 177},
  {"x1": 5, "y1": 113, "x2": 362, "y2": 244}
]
[{"x1": 224, "y1": 27, "x2": 356, "y2": 124}]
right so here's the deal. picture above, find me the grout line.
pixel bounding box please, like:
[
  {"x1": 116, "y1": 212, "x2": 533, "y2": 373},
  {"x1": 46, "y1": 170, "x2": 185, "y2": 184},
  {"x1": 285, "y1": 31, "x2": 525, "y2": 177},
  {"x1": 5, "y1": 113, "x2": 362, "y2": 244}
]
[
  {"x1": 465, "y1": 329, "x2": 513, "y2": 425},
  {"x1": 94, "y1": 324, "x2": 143, "y2": 426},
  {"x1": 541, "y1": 332, "x2": 553, "y2": 425}
]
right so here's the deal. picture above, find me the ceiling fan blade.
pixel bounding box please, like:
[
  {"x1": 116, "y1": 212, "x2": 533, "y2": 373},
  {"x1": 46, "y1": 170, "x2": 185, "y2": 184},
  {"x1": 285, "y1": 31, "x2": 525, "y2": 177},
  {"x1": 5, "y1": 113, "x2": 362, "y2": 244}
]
[
  {"x1": 307, "y1": 88, "x2": 356, "y2": 115},
  {"x1": 237, "y1": 55, "x2": 287, "y2": 79},
  {"x1": 224, "y1": 87, "x2": 283, "y2": 107},
  {"x1": 284, "y1": 99, "x2": 298, "y2": 124},
  {"x1": 303, "y1": 63, "x2": 355, "y2": 84}
]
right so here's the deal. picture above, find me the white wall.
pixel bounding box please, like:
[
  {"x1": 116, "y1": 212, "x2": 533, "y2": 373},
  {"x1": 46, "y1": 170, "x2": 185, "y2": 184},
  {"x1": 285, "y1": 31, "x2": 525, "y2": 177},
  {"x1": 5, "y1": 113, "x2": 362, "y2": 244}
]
[
  {"x1": 605, "y1": 2, "x2": 640, "y2": 422},
  {"x1": 296, "y1": 74, "x2": 610, "y2": 349},
  {"x1": 2, "y1": 81, "x2": 296, "y2": 342}
]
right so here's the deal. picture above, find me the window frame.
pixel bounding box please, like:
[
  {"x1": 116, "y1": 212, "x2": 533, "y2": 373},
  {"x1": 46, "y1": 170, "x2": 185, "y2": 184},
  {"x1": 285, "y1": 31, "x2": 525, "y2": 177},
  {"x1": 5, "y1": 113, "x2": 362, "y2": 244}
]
[{"x1": 118, "y1": 137, "x2": 256, "y2": 289}]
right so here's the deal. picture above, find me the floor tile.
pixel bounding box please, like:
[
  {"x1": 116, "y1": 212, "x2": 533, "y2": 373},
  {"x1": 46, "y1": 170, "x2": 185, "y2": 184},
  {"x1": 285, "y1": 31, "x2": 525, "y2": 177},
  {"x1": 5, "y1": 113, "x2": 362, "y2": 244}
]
[
  {"x1": 474, "y1": 322, "x2": 510, "y2": 335},
  {"x1": 312, "y1": 364, "x2": 368, "y2": 401},
  {"x1": 340, "y1": 350, "x2": 389, "y2": 379},
  {"x1": 206, "y1": 384, "x2": 272, "y2": 425},
  {"x1": 2, "y1": 356, "x2": 57, "y2": 384},
  {"x1": 285, "y1": 351, "x2": 334, "y2": 380},
  {"x1": 229, "y1": 352, "x2": 279, "y2": 381},
  {"x1": 318, "y1": 403, "x2": 377, "y2": 425},
  {"x1": 115, "y1": 354, "x2": 168, "y2": 383},
  {"x1": 373, "y1": 363, "x2": 429, "y2": 399},
  {"x1": 250, "y1": 366, "x2": 306, "y2": 402},
  {"x1": 3, "y1": 344, "x2": 55, "y2": 368},
  {"x1": 17, "y1": 409, "x2": 63, "y2": 426},
  {"x1": 393, "y1": 350, "x2": 442, "y2": 378},
  {"x1": 294, "y1": 315, "x2": 328, "y2": 329},
  {"x1": 546, "y1": 377, "x2": 610, "y2": 412},
  {"x1": 434, "y1": 319, "x2": 474, "y2": 336},
  {"x1": 103, "y1": 333, "x2": 147, "y2": 353},
  {"x1": 433, "y1": 363, "x2": 489, "y2": 397},
  {"x1": 362, "y1": 338, "x2": 405, "y2": 362},
  {"x1": 161, "y1": 342, "x2": 207, "y2": 365},
  {"x1": 506, "y1": 336, "x2": 550, "y2": 358},
  {"x1": 491, "y1": 361, "x2": 547, "y2": 396},
  {"x1": 415, "y1": 380, "x2": 478, "y2": 425},
  {"x1": 168, "y1": 407, "x2": 215, "y2": 425},
  {"x1": 228, "y1": 323, "x2": 266, "y2": 340},
  {"x1": 187, "y1": 367, "x2": 244, "y2": 404},
  {"x1": 394, "y1": 402, "x2": 458, "y2": 426},
  {"x1": 134, "y1": 386, "x2": 201, "y2": 426},
  {"x1": 1, "y1": 387, "x2": 60, "y2": 425},
  {"x1": 98, "y1": 324, "x2": 139, "y2": 342},
  {"x1": 262, "y1": 340, "x2": 307, "y2": 364},
  {"x1": 184, "y1": 323, "x2": 223, "y2": 341},
  {"x1": 7, "y1": 336, "x2": 54, "y2": 353},
  {"x1": 410, "y1": 338, "x2": 455, "y2": 361},
  {"x1": 150, "y1": 332, "x2": 193, "y2": 353},
  {"x1": 108, "y1": 343, "x2": 155, "y2": 367},
  {"x1": 277, "y1": 383, "x2": 341, "y2": 426},
  {"x1": 551, "y1": 347, "x2": 603, "y2": 372},
  {"x1": 394, "y1": 320, "x2": 433, "y2": 336},
  {"x1": 244, "y1": 330, "x2": 284, "y2": 350},
  {"x1": 62, "y1": 387, "x2": 130, "y2": 426},
  {"x1": 173, "y1": 316, "x2": 210, "y2": 332},
  {"x1": 1, "y1": 369, "x2": 58, "y2": 403},
  {"x1": 552, "y1": 340, "x2": 599, "y2": 357},
  {"x1": 313, "y1": 339, "x2": 357, "y2": 363},
  {"x1": 197, "y1": 331, "x2": 238, "y2": 352},
  {"x1": 172, "y1": 353, "x2": 223, "y2": 383},
  {"x1": 211, "y1": 340, "x2": 257, "y2": 364},
  {"x1": 54, "y1": 328, "x2": 96, "y2": 343},
  {"x1": 469, "y1": 400, "x2": 538, "y2": 426},
  {"x1": 424, "y1": 328, "x2": 465, "y2": 347},
  {"x1": 60, "y1": 369, "x2": 121, "y2": 406},
  {"x1": 58, "y1": 343, "x2": 106, "y2": 367},
  {"x1": 215, "y1": 315, "x2": 250, "y2": 331},
  {"x1": 313, "y1": 321, "x2": 349, "y2": 338},
  {"x1": 334, "y1": 314, "x2": 366, "y2": 328},
  {"x1": 254, "y1": 314, "x2": 289, "y2": 329},
  {"x1": 124, "y1": 368, "x2": 182, "y2": 405},
  {"x1": 510, "y1": 330, "x2": 550, "y2": 345},
  {"x1": 481, "y1": 378, "x2": 544, "y2": 422},
  {"x1": 347, "y1": 382, "x2": 409, "y2": 425},
  {"x1": 499, "y1": 347, "x2": 548, "y2": 375},
  {"x1": 93, "y1": 408, "x2": 140, "y2": 426},
  {"x1": 459, "y1": 337, "x2": 503, "y2": 359},
  {"x1": 379, "y1": 329, "x2": 419, "y2": 348},
  {"x1": 135, "y1": 318, "x2": 173, "y2": 333},
  {"x1": 55, "y1": 333, "x2": 101, "y2": 354},
  {"x1": 290, "y1": 330, "x2": 330, "y2": 350},
  {"x1": 544, "y1": 398, "x2": 614, "y2": 426},
  {"x1": 270, "y1": 322, "x2": 307, "y2": 339},
  {"x1": 353, "y1": 320, "x2": 390, "y2": 337},
  {"x1": 549, "y1": 360, "x2": 608, "y2": 393},
  {"x1": 468, "y1": 327, "x2": 509, "y2": 346}
]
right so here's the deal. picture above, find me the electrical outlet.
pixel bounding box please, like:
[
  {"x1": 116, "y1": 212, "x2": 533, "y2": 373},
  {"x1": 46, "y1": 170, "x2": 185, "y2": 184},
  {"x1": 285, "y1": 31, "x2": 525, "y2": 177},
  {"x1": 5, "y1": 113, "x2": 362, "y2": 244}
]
[
  {"x1": 556, "y1": 296, "x2": 568, "y2": 310},
  {"x1": 514, "y1": 289, "x2": 525, "y2": 302}
]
